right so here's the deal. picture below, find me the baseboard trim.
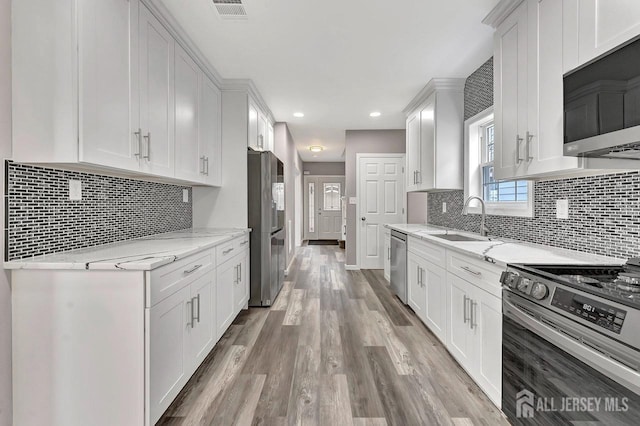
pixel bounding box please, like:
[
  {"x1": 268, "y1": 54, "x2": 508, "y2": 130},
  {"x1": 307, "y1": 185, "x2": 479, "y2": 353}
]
[
  {"x1": 284, "y1": 247, "x2": 300, "y2": 277},
  {"x1": 345, "y1": 264, "x2": 360, "y2": 271}
]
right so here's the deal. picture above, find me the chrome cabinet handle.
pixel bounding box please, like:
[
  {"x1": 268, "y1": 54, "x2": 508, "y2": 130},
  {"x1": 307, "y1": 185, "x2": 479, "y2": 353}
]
[
  {"x1": 258, "y1": 134, "x2": 264, "y2": 149},
  {"x1": 461, "y1": 266, "x2": 481, "y2": 276},
  {"x1": 463, "y1": 295, "x2": 469, "y2": 323},
  {"x1": 470, "y1": 300, "x2": 478, "y2": 329},
  {"x1": 134, "y1": 128, "x2": 142, "y2": 158},
  {"x1": 526, "y1": 131, "x2": 534, "y2": 161},
  {"x1": 143, "y1": 132, "x2": 151, "y2": 160},
  {"x1": 413, "y1": 170, "x2": 417, "y2": 184},
  {"x1": 516, "y1": 134, "x2": 524, "y2": 164},
  {"x1": 205, "y1": 156, "x2": 209, "y2": 175},
  {"x1": 199, "y1": 155, "x2": 205, "y2": 174},
  {"x1": 240, "y1": 240, "x2": 248, "y2": 246},
  {"x1": 387, "y1": 247, "x2": 390, "y2": 260},
  {"x1": 195, "y1": 294, "x2": 201, "y2": 323},
  {"x1": 416, "y1": 170, "x2": 421, "y2": 184},
  {"x1": 184, "y1": 264, "x2": 203, "y2": 274},
  {"x1": 223, "y1": 248, "x2": 234, "y2": 255}
]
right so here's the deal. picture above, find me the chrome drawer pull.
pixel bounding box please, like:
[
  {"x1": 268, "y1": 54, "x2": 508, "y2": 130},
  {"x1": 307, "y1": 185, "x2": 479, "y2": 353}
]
[
  {"x1": 184, "y1": 264, "x2": 203, "y2": 274},
  {"x1": 240, "y1": 240, "x2": 248, "y2": 246},
  {"x1": 223, "y1": 248, "x2": 234, "y2": 255},
  {"x1": 461, "y1": 266, "x2": 481, "y2": 276}
]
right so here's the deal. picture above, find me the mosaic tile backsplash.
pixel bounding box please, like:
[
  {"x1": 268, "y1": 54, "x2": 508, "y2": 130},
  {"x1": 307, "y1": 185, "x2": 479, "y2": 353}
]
[
  {"x1": 464, "y1": 57, "x2": 493, "y2": 121},
  {"x1": 6, "y1": 162, "x2": 192, "y2": 260},
  {"x1": 427, "y1": 171, "x2": 640, "y2": 260}
]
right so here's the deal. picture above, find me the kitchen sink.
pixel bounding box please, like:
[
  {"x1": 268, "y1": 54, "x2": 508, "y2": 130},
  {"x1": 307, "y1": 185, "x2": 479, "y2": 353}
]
[{"x1": 433, "y1": 233, "x2": 487, "y2": 242}]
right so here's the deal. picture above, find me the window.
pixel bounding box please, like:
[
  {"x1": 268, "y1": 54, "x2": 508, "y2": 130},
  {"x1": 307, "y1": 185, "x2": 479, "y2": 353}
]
[{"x1": 465, "y1": 107, "x2": 533, "y2": 217}]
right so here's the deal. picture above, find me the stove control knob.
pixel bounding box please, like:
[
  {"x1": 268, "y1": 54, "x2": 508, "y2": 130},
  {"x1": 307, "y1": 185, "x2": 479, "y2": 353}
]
[
  {"x1": 517, "y1": 278, "x2": 531, "y2": 293},
  {"x1": 531, "y1": 282, "x2": 549, "y2": 300}
]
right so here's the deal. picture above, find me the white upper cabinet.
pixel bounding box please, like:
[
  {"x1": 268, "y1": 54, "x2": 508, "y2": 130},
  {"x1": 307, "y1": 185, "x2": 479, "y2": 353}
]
[
  {"x1": 12, "y1": 0, "x2": 224, "y2": 186},
  {"x1": 199, "y1": 75, "x2": 222, "y2": 186},
  {"x1": 248, "y1": 100, "x2": 260, "y2": 151},
  {"x1": 564, "y1": 0, "x2": 640, "y2": 73},
  {"x1": 487, "y1": 0, "x2": 635, "y2": 180},
  {"x1": 404, "y1": 79, "x2": 465, "y2": 192},
  {"x1": 247, "y1": 97, "x2": 274, "y2": 152},
  {"x1": 137, "y1": 3, "x2": 175, "y2": 177},
  {"x1": 174, "y1": 44, "x2": 201, "y2": 182}
]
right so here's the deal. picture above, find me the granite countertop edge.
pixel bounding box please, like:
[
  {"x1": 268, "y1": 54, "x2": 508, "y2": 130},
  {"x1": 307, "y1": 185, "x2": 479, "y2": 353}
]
[{"x1": 4, "y1": 228, "x2": 252, "y2": 272}]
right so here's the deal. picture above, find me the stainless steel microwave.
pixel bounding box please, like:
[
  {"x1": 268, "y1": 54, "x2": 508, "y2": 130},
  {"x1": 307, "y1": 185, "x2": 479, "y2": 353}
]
[{"x1": 564, "y1": 36, "x2": 640, "y2": 159}]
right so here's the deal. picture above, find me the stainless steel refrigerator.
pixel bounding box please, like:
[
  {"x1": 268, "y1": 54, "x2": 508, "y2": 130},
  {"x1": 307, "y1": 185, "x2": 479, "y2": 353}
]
[{"x1": 248, "y1": 150, "x2": 285, "y2": 306}]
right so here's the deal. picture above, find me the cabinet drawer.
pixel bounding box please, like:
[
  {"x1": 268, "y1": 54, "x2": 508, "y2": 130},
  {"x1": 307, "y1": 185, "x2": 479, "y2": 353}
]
[
  {"x1": 216, "y1": 239, "x2": 238, "y2": 265},
  {"x1": 408, "y1": 236, "x2": 446, "y2": 265},
  {"x1": 447, "y1": 251, "x2": 502, "y2": 297},
  {"x1": 148, "y1": 251, "x2": 213, "y2": 306},
  {"x1": 235, "y1": 233, "x2": 250, "y2": 252}
]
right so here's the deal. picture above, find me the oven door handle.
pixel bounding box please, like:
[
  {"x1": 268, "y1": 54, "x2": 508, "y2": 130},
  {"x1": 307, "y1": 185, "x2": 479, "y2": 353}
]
[{"x1": 503, "y1": 298, "x2": 640, "y2": 395}]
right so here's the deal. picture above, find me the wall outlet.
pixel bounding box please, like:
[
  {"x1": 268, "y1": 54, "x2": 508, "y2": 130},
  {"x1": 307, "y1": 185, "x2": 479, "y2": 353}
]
[
  {"x1": 183, "y1": 189, "x2": 189, "y2": 203},
  {"x1": 556, "y1": 199, "x2": 569, "y2": 219},
  {"x1": 442, "y1": 202, "x2": 447, "y2": 213},
  {"x1": 69, "y1": 180, "x2": 82, "y2": 200}
]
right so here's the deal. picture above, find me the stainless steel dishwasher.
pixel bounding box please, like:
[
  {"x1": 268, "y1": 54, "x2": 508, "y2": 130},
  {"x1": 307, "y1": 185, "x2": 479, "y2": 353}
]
[{"x1": 390, "y1": 230, "x2": 407, "y2": 304}]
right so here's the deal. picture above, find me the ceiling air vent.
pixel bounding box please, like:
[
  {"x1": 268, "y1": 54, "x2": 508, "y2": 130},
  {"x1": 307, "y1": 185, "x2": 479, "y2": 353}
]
[{"x1": 213, "y1": 0, "x2": 247, "y2": 19}]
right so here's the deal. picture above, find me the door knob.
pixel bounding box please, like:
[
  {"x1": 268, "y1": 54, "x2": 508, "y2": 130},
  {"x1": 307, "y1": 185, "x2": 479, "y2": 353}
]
[{"x1": 361, "y1": 217, "x2": 366, "y2": 221}]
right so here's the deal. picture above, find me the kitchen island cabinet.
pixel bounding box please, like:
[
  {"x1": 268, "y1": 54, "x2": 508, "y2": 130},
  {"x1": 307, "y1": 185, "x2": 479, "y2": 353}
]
[{"x1": 7, "y1": 228, "x2": 250, "y2": 426}]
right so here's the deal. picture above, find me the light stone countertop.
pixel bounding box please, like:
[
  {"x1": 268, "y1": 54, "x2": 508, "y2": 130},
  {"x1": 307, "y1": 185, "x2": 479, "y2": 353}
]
[
  {"x1": 385, "y1": 223, "x2": 626, "y2": 268},
  {"x1": 4, "y1": 228, "x2": 251, "y2": 271}
]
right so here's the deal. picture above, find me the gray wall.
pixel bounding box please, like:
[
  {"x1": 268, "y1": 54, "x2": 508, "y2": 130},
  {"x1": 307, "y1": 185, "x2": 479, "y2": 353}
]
[
  {"x1": 345, "y1": 129, "x2": 406, "y2": 266},
  {"x1": 274, "y1": 122, "x2": 303, "y2": 270},
  {"x1": 303, "y1": 162, "x2": 345, "y2": 176},
  {"x1": 1, "y1": 0, "x2": 11, "y2": 421}
]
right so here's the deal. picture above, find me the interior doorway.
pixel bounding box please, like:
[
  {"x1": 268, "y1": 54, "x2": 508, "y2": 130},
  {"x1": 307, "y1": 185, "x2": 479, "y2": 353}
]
[{"x1": 303, "y1": 175, "x2": 346, "y2": 242}]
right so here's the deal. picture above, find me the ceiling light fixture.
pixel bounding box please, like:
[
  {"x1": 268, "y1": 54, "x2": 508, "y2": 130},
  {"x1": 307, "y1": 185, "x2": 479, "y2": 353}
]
[
  {"x1": 369, "y1": 111, "x2": 381, "y2": 117},
  {"x1": 309, "y1": 146, "x2": 323, "y2": 153},
  {"x1": 293, "y1": 112, "x2": 305, "y2": 118}
]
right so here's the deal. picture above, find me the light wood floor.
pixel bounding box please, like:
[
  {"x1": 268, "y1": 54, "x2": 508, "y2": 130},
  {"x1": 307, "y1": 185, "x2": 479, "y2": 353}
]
[{"x1": 157, "y1": 244, "x2": 509, "y2": 426}]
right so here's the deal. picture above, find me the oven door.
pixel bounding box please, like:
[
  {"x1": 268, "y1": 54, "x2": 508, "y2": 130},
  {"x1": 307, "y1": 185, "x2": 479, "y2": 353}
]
[{"x1": 503, "y1": 292, "x2": 640, "y2": 425}]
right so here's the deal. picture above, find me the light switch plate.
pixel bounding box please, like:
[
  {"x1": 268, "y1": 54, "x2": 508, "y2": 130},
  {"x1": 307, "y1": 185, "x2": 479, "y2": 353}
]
[
  {"x1": 442, "y1": 202, "x2": 447, "y2": 213},
  {"x1": 69, "y1": 180, "x2": 82, "y2": 200},
  {"x1": 183, "y1": 189, "x2": 189, "y2": 203},
  {"x1": 556, "y1": 199, "x2": 569, "y2": 219},
  {"x1": 349, "y1": 197, "x2": 357, "y2": 205}
]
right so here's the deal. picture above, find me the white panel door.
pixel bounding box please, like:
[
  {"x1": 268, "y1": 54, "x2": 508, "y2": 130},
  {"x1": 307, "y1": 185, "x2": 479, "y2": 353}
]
[
  {"x1": 138, "y1": 4, "x2": 175, "y2": 177},
  {"x1": 358, "y1": 156, "x2": 405, "y2": 269},
  {"x1": 318, "y1": 177, "x2": 345, "y2": 240},
  {"x1": 174, "y1": 44, "x2": 200, "y2": 181},
  {"x1": 78, "y1": 0, "x2": 137, "y2": 170},
  {"x1": 149, "y1": 285, "x2": 190, "y2": 424},
  {"x1": 189, "y1": 271, "x2": 215, "y2": 367}
]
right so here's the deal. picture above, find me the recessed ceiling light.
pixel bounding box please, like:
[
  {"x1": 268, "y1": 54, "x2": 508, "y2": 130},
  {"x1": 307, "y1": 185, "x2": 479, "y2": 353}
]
[
  {"x1": 309, "y1": 145, "x2": 323, "y2": 153},
  {"x1": 293, "y1": 112, "x2": 305, "y2": 118},
  {"x1": 369, "y1": 111, "x2": 381, "y2": 117}
]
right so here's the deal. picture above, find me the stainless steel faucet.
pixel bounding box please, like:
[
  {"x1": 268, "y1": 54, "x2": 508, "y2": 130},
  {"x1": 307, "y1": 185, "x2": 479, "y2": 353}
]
[{"x1": 462, "y1": 196, "x2": 491, "y2": 237}]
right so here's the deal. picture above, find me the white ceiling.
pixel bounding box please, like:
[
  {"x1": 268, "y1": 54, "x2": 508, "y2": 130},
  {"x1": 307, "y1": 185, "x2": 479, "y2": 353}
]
[{"x1": 158, "y1": 0, "x2": 500, "y2": 161}]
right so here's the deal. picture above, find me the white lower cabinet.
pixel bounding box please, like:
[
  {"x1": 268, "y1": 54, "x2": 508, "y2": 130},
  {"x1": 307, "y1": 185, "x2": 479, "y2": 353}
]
[
  {"x1": 408, "y1": 250, "x2": 447, "y2": 343},
  {"x1": 216, "y1": 255, "x2": 239, "y2": 337},
  {"x1": 407, "y1": 252, "x2": 427, "y2": 321},
  {"x1": 233, "y1": 250, "x2": 250, "y2": 313},
  {"x1": 446, "y1": 271, "x2": 502, "y2": 408},
  {"x1": 383, "y1": 229, "x2": 391, "y2": 281}
]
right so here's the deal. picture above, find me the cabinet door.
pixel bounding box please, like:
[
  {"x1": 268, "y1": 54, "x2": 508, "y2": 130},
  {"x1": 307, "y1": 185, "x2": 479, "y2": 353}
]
[
  {"x1": 234, "y1": 252, "x2": 249, "y2": 313},
  {"x1": 248, "y1": 100, "x2": 260, "y2": 150},
  {"x1": 406, "y1": 112, "x2": 421, "y2": 192},
  {"x1": 174, "y1": 44, "x2": 201, "y2": 182},
  {"x1": 526, "y1": 0, "x2": 581, "y2": 176},
  {"x1": 446, "y1": 273, "x2": 473, "y2": 369},
  {"x1": 138, "y1": 4, "x2": 175, "y2": 177},
  {"x1": 267, "y1": 123, "x2": 275, "y2": 153},
  {"x1": 78, "y1": 0, "x2": 137, "y2": 170},
  {"x1": 418, "y1": 95, "x2": 435, "y2": 190},
  {"x1": 493, "y1": 0, "x2": 529, "y2": 180},
  {"x1": 258, "y1": 113, "x2": 268, "y2": 152},
  {"x1": 189, "y1": 271, "x2": 216, "y2": 367},
  {"x1": 423, "y1": 260, "x2": 447, "y2": 343},
  {"x1": 149, "y1": 285, "x2": 191, "y2": 424},
  {"x1": 199, "y1": 74, "x2": 222, "y2": 186},
  {"x1": 472, "y1": 287, "x2": 502, "y2": 408},
  {"x1": 407, "y1": 252, "x2": 426, "y2": 321},
  {"x1": 216, "y1": 257, "x2": 238, "y2": 339},
  {"x1": 577, "y1": 0, "x2": 640, "y2": 67}
]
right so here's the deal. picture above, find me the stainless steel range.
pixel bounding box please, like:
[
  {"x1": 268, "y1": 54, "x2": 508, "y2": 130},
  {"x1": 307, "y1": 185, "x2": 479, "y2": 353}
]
[{"x1": 500, "y1": 259, "x2": 640, "y2": 425}]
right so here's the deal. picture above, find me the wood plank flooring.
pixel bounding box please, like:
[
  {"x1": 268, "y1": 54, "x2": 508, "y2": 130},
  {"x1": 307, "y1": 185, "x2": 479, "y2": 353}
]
[{"x1": 157, "y1": 244, "x2": 509, "y2": 426}]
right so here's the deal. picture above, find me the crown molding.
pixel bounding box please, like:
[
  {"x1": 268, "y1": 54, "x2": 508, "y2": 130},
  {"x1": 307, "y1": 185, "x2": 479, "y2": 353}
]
[
  {"x1": 482, "y1": 0, "x2": 525, "y2": 28},
  {"x1": 402, "y1": 78, "x2": 465, "y2": 116},
  {"x1": 220, "y1": 79, "x2": 275, "y2": 122}
]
